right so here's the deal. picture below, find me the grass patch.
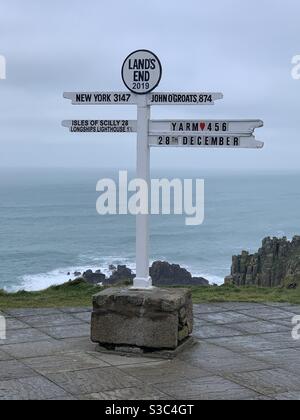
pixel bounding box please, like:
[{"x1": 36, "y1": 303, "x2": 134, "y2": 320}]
[
  {"x1": 190, "y1": 284, "x2": 300, "y2": 304},
  {"x1": 0, "y1": 281, "x2": 299, "y2": 310},
  {"x1": 0, "y1": 280, "x2": 103, "y2": 310}
]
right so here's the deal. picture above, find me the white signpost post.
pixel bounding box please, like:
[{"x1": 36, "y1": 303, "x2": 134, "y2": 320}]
[{"x1": 63, "y1": 50, "x2": 264, "y2": 290}]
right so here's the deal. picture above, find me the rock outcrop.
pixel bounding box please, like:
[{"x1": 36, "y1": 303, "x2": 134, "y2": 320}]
[
  {"x1": 76, "y1": 261, "x2": 209, "y2": 287},
  {"x1": 82, "y1": 269, "x2": 106, "y2": 285},
  {"x1": 225, "y1": 236, "x2": 300, "y2": 288},
  {"x1": 150, "y1": 261, "x2": 209, "y2": 287},
  {"x1": 106, "y1": 265, "x2": 135, "y2": 285}
]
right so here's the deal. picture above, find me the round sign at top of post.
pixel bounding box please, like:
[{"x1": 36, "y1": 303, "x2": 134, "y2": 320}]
[{"x1": 122, "y1": 49, "x2": 162, "y2": 95}]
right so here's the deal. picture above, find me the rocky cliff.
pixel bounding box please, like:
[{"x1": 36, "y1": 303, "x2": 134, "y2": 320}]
[
  {"x1": 150, "y1": 261, "x2": 209, "y2": 287},
  {"x1": 225, "y1": 236, "x2": 300, "y2": 288}
]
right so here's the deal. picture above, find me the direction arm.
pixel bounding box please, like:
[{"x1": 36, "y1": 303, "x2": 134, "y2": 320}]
[
  {"x1": 147, "y1": 92, "x2": 223, "y2": 105},
  {"x1": 148, "y1": 134, "x2": 264, "y2": 149},
  {"x1": 63, "y1": 92, "x2": 138, "y2": 105}
]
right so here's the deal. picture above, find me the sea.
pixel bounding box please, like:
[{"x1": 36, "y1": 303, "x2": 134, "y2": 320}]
[{"x1": 1, "y1": 168, "x2": 300, "y2": 292}]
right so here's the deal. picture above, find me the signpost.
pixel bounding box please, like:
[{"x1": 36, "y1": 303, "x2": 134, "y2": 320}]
[
  {"x1": 121, "y1": 49, "x2": 162, "y2": 95},
  {"x1": 63, "y1": 49, "x2": 264, "y2": 290}
]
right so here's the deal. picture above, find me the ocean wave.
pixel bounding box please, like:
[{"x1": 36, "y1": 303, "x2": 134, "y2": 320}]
[
  {"x1": 16, "y1": 259, "x2": 136, "y2": 292},
  {"x1": 198, "y1": 274, "x2": 224, "y2": 285}
]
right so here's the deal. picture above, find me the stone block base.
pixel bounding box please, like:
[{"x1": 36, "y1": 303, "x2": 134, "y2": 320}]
[
  {"x1": 96, "y1": 336, "x2": 196, "y2": 360},
  {"x1": 91, "y1": 287, "x2": 193, "y2": 351}
]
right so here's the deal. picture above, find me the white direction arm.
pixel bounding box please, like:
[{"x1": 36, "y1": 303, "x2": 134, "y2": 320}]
[
  {"x1": 149, "y1": 119, "x2": 263, "y2": 134},
  {"x1": 63, "y1": 92, "x2": 138, "y2": 105},
  {"x1": 149, "y1": 134, "x2": 264, "y2": 149},
  {"x1": 147, "y1": 92, "x2": 223, "y2": 105}
]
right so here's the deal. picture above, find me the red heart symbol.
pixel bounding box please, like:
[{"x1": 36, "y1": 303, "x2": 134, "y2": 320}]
[{"x1": 200, "y1": 122, "x2": 206, "y2": 131}]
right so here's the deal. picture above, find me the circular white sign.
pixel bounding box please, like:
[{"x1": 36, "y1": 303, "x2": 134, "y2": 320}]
[{"x1": 122, "y1": 50, "x2": 162, "y2": 95}]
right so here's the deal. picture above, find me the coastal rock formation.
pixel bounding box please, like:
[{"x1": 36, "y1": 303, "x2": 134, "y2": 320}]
[
  {"x1": 82, "y1": 269, "x2": 106, "y2": 285},
  {"x1": 150, "y1": 261, "x2": 209, "y2": 287},
  {"x1": 76, "y1": 261, "x2": 209, "y2": 287},
  {"x1": 74, "y1": 271, "x2": 81, "y2": 277},
  {"x1": 225, "y1": 236, "x2": 300, "y2": 288},
  {"x1": 107, "y1": 265, "x2": 135, "y2": 285}
]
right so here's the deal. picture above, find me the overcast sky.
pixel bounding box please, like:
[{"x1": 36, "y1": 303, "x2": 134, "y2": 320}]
[{"x1": 0, "y1": 0, "x2": 299, "y2": 170}]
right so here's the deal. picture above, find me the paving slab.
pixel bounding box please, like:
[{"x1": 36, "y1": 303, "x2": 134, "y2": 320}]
[
  {"x1": 246, "y1": 395, "x2": 274, "y2": 400},
  {"x1": 57, "y1": 337, "x2": 97, "y2": 352},
  {"x1": 119, "y1": 360, "x2": 211, "y2": 385},
  {"x1": 262, "y1": 332, "x2": 300, "y2": 349},
  {"x1": 0, "y1": 350, "x2": 13, "y2": 361},
  {"x1": 264, "y1": 302, "x2": 295, "y2": 308},
  {"x1": 226, "y1": 368, "x2": 300, "y2": 395},
  {"x1": 229, "y1": 320, "x2": 290, "y2": 335},
  {"x1": 4, "y1": 308, "x2": 63, "y2": 317},
  {"x1": 46, "y1": 367, "x2": 142, "y2": 395},
  {"x1": 273, "y1": 391, "x2": 300, "y2": 400},
  {"x1": 47, "y1": 395, "x2": 78, "y2": 400},
  {"x1": 193, "y1": 324, "x2": 244, "y2": 339},
  {"x1": 4, "y1": 319, "x2": 31, "y2": 331},
  {"x1": 155, "y1": 376, "x2": 260, "y2": 400},
  {"x1": 193, "y1": 303, "x2": 228, "y2": 314},
  {"x1": 39, "y1": 323, "x2": 90, "y2": 340},
  {"x1": 19, "y1": 313, "x2": 84, "y2": 328},
  {"x1": 60, "y1": 307, "x2": 91, "y2": 314},
  {"x1": 0, "y1": 376, "x2": 68, "y2": 400},
  {"x1": 2, "y1": 337, "x2": 96, "y2": 360},
  {"x1": 236, "y1": 307, "x2": 296, "y2": 321},
  {"x1": 71, "y1": 312, "x2": 92, "y2": 323},
  {"x1": 178, "y1": 341, "x2": 237, "y2": 362},
  {"x1": 0, "y1": 360, "x2": 36, "y2": 381},
  {"x1": 178, "y1": 342, "x2": 272, "y2": 374},
  {"x1": 0, "y1": 328, "x2": 51, "y2": 346},
  {"x1": 217, "y1": 302, "x2": 268, "y2": 311},
  {"x1": 82, "y1": 386, "x2": 170, "y2": 400},
  {"x1": 207, "y1": 334, "x2": 292, "y2": 353},
  {"x1": 281, "y1": 306, "x2": 300, "y2": 315},
  {"x1": 193, "y1": 318, "x2": 214, "y2": 329},
  {"x1": 197, "y1": 311, "x2": 257, "y2": 325},
  {"x1": 271, "y1": 318, "x2": 296, "y2": 328},
  {"x1": 88, "y1": 352, "x2": 162, "y2": 366},
  {"x1": 22, "y1": 352, "x2": 109, "y2": 374},
  {"x1": 247, "y1": 348, "x2": 300, "y2": 369}
]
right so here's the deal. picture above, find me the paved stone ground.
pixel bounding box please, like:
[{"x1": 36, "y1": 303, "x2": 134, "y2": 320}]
[{"x1": 0, "y1": 303, "x2": 300, "y2": 400}]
